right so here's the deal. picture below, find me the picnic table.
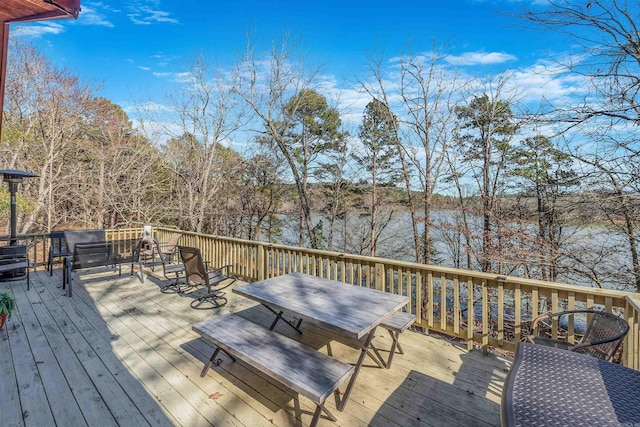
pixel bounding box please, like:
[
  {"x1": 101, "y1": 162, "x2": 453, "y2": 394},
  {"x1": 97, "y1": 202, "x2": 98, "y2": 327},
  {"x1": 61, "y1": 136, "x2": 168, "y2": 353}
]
[{"x1": 232, "y1": 272, "x2": 409, "y2": 410}]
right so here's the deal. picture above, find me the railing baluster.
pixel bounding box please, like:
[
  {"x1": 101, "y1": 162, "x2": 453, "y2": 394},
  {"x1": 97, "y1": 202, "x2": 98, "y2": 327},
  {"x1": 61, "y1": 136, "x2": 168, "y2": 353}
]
[
  {"x1": 514, "y1": 284, "x2": 521, "y2": 344},
  {"x1": 440, "y1": 275, "x2": 447, "y2": 331},
  {"x1": 568, "y1": 291, "x2": 575, "y2": 343},
  {"x1": 498, "y1": 281, "x2": 504, "y2": 347},
  {"x1": 482, "y1": 280, "x2": 488, "y2": 354},
  {"x1": 427, "y1": 272, "x2": 434, "y2": 328},
  {"x1": 467, "y1": 277, "x2": 474, "y2": 351},
  {"x1": 551, "y1": 289, "x2": 559, "y2": 340},
  {"x1": 454, "y1": 275, "x2": 460, "y2": 336}
]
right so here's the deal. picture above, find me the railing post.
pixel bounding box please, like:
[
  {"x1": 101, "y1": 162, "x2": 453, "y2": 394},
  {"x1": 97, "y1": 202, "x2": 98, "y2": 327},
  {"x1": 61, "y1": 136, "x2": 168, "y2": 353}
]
[
  {"x1": 257, "y1": 244, "x2": 265, "y2": 281},
  {"x1": 482, "y1": 280, "x2": 488, "y2": 355},
  {"x1": 375, "y1": 263, "x2": 385, "y2": 292}
]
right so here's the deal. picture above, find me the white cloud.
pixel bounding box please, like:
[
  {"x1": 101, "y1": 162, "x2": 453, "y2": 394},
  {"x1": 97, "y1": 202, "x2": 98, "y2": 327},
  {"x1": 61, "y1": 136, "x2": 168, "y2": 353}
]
[
  {"x1": 126, "y1": 101, "x2": 172, "y2": 113},
  {"x1": 127, "y1": 1, "x2": 179, "y2": 26},
  {"x1": 12, "y1": 23, "x2": 65, "y2": 38},
  {"x1": 151, "y1": 71, "x2": 193, "y2": 83},
  {"x1": 78, "y1": 5, "x2": 114, "y2": 27},
  {"x1": 446, "y1": 51, "x2": 517, "y2": 66}
]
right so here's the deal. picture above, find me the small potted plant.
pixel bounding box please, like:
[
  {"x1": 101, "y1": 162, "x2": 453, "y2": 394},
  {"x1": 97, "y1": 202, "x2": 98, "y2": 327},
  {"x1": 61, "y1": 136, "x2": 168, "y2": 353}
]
[{"x1": 0, "y1": 291, "x2": 15, "y2": 330}]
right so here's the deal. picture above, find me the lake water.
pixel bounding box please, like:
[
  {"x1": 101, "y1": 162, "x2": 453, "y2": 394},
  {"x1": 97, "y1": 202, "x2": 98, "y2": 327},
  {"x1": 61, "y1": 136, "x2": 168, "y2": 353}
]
[{"x1": 271, "y1": 210, "x2": 635, "y2": 292}]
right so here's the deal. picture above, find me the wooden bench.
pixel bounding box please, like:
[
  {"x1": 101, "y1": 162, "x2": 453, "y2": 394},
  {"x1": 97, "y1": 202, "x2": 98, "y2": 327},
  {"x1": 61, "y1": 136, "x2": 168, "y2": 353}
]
[
  {"x1": 193, "y1": 313, "x2": 354, "y2": 426},
  {"x1": 377, "y1": 311, "x2": 416, "y2": 368}
]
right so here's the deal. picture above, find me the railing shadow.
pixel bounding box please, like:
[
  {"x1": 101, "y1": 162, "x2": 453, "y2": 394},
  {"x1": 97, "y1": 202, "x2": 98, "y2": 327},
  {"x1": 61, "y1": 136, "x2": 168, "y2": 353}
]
[{"x1": 0, "y1": 269, "x2": 174, "y2": 426}]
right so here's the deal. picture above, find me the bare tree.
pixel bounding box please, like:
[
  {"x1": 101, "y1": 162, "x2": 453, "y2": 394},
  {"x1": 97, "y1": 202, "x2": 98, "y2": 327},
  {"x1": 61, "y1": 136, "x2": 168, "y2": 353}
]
[
  {"x1": 80, "y1": 98, "x2": 167, "y2": 228},
  {"x1": 514, "y1": 1, "x2": 640, "y2": 126},
  {"x1": 2, "y1": 40, "x2": 95, "y2": 232},
  {"x1": 237, "y1": 150, "x2": 286, "y2": 241},
  {"x1": 454, "y1": 78, "x2": 517, "y2": 272},
  {"x1": 515, "y1": 1, "x2": 640, "y2": 290},
  {"x1": 235, "y1": 37, "x2": 345, "y2": 249},
  {"x1": 142, "y1": 55, "x2": 243, "y2": 234},
  {"x1": 397, "y1": 49, "x2": 461, "y2": 264},
  {"x1": 354, "y1": 98, "x2": 400, "y2": 256},
  {"x1": 318, "y1": 141, "x2": 354, "y2": 251},
  {"x1": 359, "y1": 45, "x2": 461, "y2": 263}
]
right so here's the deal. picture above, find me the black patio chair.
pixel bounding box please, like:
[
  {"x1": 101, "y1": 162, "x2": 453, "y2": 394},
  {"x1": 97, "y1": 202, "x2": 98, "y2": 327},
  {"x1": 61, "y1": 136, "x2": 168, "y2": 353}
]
[
  {"x1": 47, "y1": 230, "x2": 70, "y2": 275},
  {"x1": 527, "y1": 309, "x2": 629, "y2": 361},
  {"x1": 178, "y1": 245, "x2": 236, "y2": 309}
]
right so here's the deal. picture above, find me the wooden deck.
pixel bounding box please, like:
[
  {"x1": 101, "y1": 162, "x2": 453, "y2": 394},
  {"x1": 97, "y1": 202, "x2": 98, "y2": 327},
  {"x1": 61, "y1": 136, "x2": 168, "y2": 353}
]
[{"x1": 0, "y1": 266, "x2": 511, "y2": 427}]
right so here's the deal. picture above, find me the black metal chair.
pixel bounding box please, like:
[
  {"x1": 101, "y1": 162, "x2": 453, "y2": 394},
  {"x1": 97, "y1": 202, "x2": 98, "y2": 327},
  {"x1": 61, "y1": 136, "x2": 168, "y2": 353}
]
[
  {"x1": 47, "y1": 231, "x2": 70, "y2": 275},
  {"x1": 527, "y1": 309, "x2": 629, "y2": 361},
  {"x1": 178, "y1": 245, "x2": 236, "y2": 309}
]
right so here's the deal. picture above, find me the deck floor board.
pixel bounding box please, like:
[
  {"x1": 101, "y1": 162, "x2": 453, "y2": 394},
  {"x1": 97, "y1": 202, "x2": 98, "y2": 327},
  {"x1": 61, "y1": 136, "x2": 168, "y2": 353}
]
[{"x1": 0, "y1": 267, "x2": 510, "y2": 426}]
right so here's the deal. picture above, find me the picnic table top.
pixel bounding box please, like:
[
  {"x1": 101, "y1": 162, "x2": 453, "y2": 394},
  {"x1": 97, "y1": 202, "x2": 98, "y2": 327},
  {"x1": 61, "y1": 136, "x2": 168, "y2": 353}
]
[{"x1": 233, "y1": 272, "x2": 409, "y2": 340}]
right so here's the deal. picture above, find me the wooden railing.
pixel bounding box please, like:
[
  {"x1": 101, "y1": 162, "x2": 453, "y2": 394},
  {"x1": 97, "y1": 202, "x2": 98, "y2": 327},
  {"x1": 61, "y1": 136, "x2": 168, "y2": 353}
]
[
  {"x1": 153, "y1": 226, "x2": 639, "y2": 368},
  {"x1": 12, "y1": 226, "x2": 633, "y2": 367},
  {"x1": 0, "y1": 228, "x2": 145, "y2": 271},
  {"x1": 625, "y1": 295, "x2": 640, "y2": 370}
]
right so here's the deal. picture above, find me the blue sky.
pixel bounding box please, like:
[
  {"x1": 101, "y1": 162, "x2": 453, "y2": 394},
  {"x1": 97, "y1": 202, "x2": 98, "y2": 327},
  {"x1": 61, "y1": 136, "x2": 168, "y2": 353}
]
[{"x1": 12, "y1": 1, "x2": 567, "y2": 128}]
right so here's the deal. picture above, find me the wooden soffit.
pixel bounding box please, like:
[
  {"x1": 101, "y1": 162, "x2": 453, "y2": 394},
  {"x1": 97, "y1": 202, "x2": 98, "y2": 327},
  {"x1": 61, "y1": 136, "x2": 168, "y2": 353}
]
[{"x1": 0, "y1": 0, "x2": 81, "y2": 24}]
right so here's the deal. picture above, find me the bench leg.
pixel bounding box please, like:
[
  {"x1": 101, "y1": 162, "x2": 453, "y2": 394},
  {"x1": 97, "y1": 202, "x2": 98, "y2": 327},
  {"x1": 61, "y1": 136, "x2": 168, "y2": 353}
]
[
  {"x1": 310, "y1": 403, "x2": 337, "y2": 427},
  {"x1": 310, "y1": 405, "x2": 322, "y2": 427},
  {"x1": 385, "y1": 330, "x2": 403, "y2": 369},
  {"x1": 395, "y1": 335, "x2": 404, "y2": 354}
]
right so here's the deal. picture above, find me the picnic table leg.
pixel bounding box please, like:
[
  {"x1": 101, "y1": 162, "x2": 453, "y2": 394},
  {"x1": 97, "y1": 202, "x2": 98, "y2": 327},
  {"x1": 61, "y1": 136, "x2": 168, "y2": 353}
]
[
  {"x1": 201, "y1": 346, "x2": 237, "y2": 377},
  {"x1": 336, "y1": 325, "x2": 378, "y2": 411},
  {"x1": 263, "y1": 305, "x2": 303, "y2": 334}
]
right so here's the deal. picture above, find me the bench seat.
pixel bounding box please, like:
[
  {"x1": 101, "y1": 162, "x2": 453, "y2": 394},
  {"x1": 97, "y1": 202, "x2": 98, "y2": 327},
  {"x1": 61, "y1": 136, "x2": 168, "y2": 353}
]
[
  {"x1": 193, "y1": 313, "x2": 354, "y2": 426},
  {"x1": 377, "y1": 311, "x2": 416, "y2": 368}
]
